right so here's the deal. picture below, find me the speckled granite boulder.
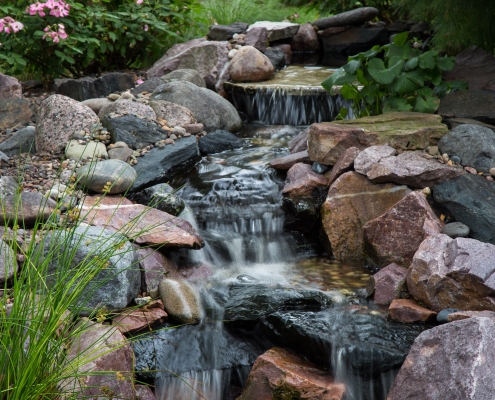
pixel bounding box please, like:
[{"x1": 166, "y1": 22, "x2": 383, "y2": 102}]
[
  {"x1": 36, "y1": 94, "x2": 99, "y2": 153},
  {"x1": 98, "y1": 100, "x2": 156, "y2": 121}
]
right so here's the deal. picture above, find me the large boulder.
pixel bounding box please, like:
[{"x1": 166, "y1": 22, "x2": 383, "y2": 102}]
[
  {"x1": 207, "y1": 22, "x2": 248, "y2": 41},
  {"x1": 321, "y1": 172, "x2": 410, "y2": 260},
  {"x1": 443, "y1": 46, "x2": 495, "y2": 92},
  {"x1": 76, "y1": 159, "x2": 137, "y2": 194},
  {"x1": 0, "y1": 192, "x2": 57, "y2": 228},
  {"x1": 438, "y1": 90, "x2": 495, "y2": 126},
  {"x1": 80, "y1": 195, "x2": 204, "y2": 249},
  {"x1": 130, "y1": 135, "x2": 201, "y2": 192},
  {"x1": 102, "y1": 114, "x2": 169, "y2": 150},
  {"x1": 147, "y1": 40, "x2": 230, "y2": 91},
  {"x1": 247, "y1": 21, "x2": 299, "y2": 42},
  {"x1": 62, "y1": 320, "x2": 136, "y2": 398},
  {"x1": 98, "y1": 100, "x2": 156, "y2": 122},
  {"x1": 314, "y1": 7, "x2": 379, "y2": 30},
  {"x1": 150, "y1": 81, "x2": 242, "y2": 133},
  {"x1": 407, "y1": 234, "x2": 495, "y2": 312},
  {"x1": 0, "y1": 126, "x2": 36, "y2": 156},
  {"x1": 54, "y1": 72, "x2": 135, "y2": 101},
  {"x1": 432, "y1": 174, "x2": 495, "y2": 244},
  {"x1": 36, "y1": 94, "x2": 99, "y2": 153},
  {"x1": 363, "y1": 192, "x2": 443, "y2": 268},
  {"x1": 229, "y1": 46, "x2": 275, "y2": 82},
  {"x1": 289, "y1": 23, "x2": 320, "y2": 52},
  {"x1": 39, "y1": 226, "x2": 140, "y2": 315},
  {"x1": 0, "y1": 98, "x2": 35, "y2": 131},
  {"x1": 238, "y1": 347, "x2": 346, "y2": 400},
  {"x1": 308, "y1": 112, "x2": 448, "y2": 165},
  {"x1": 161, "y1": 68, "x2": 206, "y2": 88},
  {"x1": 438, "y1": 123, "x2": 495, "y2": 172},
  {"x1": 387, "y1": 317, "x2": 495, "y2": 400},
  {"x1": 0, "y1": 73, "x2": 22, "y2": 98},
  {"x1": 149, "y1": 100, "x2": 197, "y2": 127}
]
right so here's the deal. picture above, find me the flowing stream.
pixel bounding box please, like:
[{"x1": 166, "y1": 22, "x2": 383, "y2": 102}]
[{"x1": 133, "y1": 123, "x2": 426, "y2": 400}]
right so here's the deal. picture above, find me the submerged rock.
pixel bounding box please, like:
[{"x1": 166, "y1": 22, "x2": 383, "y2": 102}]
[
  {"x1": 198, "y1": 130, "x2": 244, "y2": 155},
  {"x1": 132, "y1": 183, "x2": 185, "y2": 216}
]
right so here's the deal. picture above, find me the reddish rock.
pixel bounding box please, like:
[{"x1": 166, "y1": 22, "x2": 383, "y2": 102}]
[
  {"x1": 238, "y1": 347, "x2": 346, "y2": 400},
  {"x1": 447, "y1": 310, "x2": 495, "y2": 322},
  {"x1": 0, "y1": 73, "x2": 22, "y2": 99},
  {"x1": 288, "y1": 127, "x2": 309, "y2": 153},
  {"x1": 388, "y1": 299, "x2": 437, "y2": 323},
  {"x1": 136, "y1": 247, "x2": 174, "y2": 292},
  {"x1": 326, "y1": 146, "x2": 360, "y2": 185},
  {"x1": 282, "y1": 163, "x2": 328, "y2": 197},
  {"x1": 308, "y1": 123, "x2": 377, "y2": 165},
  {"x1": 273, "y1": 44, "x2": 292, "y2": 65},
  {"x1": 353, "y1": 145, "x2": 396, "y2": 175},
  {"x1": 80, "y1": 195, "x2": 204, "y2": 249},
  {"x1": 0, "y1": 192, "x2": 57, "y2": 228},
  {"x1": 407, "y1": 234, "x2": 495, "y2": 312},
  {"x1": 321, "y1": 172, "x2": 410, "y2": 260},
  {"x1": 368, "y1": 263, "x2": 408, "y2": 305},
  {"x1": 244, "y1": 27, "x2": 268, "y2": 52},
  {"x1": 229, "y1": 46, "x2": 275, "y2": 82},
  {"x1": 113, "y1": 300, "x2": 168, "y2": 335},
  {"x1": 366, "y1": 151, "x2": 465, "y2": 188},
  {"x1": 387, "y1": 317, "x2": 495, "y2": 400},
  {"x1": 184, "y1": 123, "x2": 204, "y2": 134},
  {"x1": 270, "y1": 150, "x2": 310, "y2": 170},
  {"x1": 363, "y1": 192, "x2": 444, "y2": 268},
  {"x1": 147, "y1": 40, "x2": 230, "y2": 90},
  {"x1": 290, "y1": 23, "x2": 320, "y2": 51},
  {"x1": 136, "y1": 385, "x2": 156, "y2": 400},
  {"x1": 62, "y1": 320, "x2": 135, "y2": 399},
  {"x1": 36, "y1": 94, "x2": 99, "y2": 153}
]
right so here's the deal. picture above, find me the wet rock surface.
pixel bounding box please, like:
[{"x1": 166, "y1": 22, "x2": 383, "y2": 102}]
[
  {"x1": 407, "y1": 234, "x2": 495, "y2": 312},
  {"x1": 388, "y1": 299, "x2": 437, "y2": 323},
  {"x1": 159, "y1": 278, "x2": 202, "y2": 324},
  {"x1": 269, "y1": 150, "x2": 310, "y2": 170},
  {"x1": 368, "y1": 263, "x2": 407, "y2": 305},
  {"x1": 388, "y1": 317, "x2": 495, "y2": 400},
  {"x1": 198, "y1": 130, "x2": 245, "y2": 155},
  {"x1": 132, "y1": 183, "x2": 185, "y2": 216}
]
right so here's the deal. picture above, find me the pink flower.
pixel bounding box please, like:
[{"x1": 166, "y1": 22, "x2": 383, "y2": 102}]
[
  {"x1": 26, "y1": 0, "x2": 70, "y2": 17},
  {"x1": 0, "y1": 17, "x2": 24, "y2": 34},
  {"x1": 136, "y1": 0, "x2": 143, "y2": 4},
  {"x1": 143, "y1": 24, "x2": 148, "y2": 31},
  {"x1": 137, "y1": 79, "x2": 144, "y2": 85},
  {"x1": 42, "y1": 23, "x2": 68, "y2": 42}
]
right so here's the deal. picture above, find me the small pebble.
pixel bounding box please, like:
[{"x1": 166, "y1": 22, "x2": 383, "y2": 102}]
[
  {"x1": 421, "y1": 187, "x2": 431, "y2": 196},
  {"x1": 228, "y1": 49, "x2": 238, "y2": 59},
  {"x1": 489, "y1": 167, "x2": 495, "y2": 176},
  {"x1": 164, "y1": 139, "x2": 174, "y2": 145},
  {"x1": 108, "y1": 93, "x2": 120, "y2": 101},
  {"x1": 464, "y1": 166, "x2": 477, "y2": 174},
  {"x1": 169, "y1": 134, "x2": 178, "y2": 140},
  {"x1": 450, "y1": 155, "x2": 461, "y2": 164},
  {"x1": 442, "y1": 222, "x2": 470, "y2": 239},
  {"x1": 437, "y1": 308, "x2": 460, "y2": 324},
  {"x1": 487, "y1": 176, "x2": 494, "y2": 182},
  {"x1": 442, "y1": 153, "x2": 449, "y2": 162},
  {"x1": 427, "y1": 146, "x2": 438, "y2": 156}
]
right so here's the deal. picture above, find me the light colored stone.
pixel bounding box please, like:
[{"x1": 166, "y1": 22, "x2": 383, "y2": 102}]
[
  {"x1": 81, "y1": 98, "x2": 113, "y2": 114},
  {"x1": 76, "y1": 159, "x2": 136, "y2": 194},
  {"x1": 354, "y1": 145, "x2": 396, "y2": 175},
  {"x1": 65, "y1": 139, "x2": 108, "y2": 160},
  {"x1": 98, "y1": 100, "x2": 156, "y2": 121},
  {"x1": 229, "y1": 46, "x2": 275, "y2": 82},
  {"x1": 247, "y1": 21, "x2": 300, "y2": 42},
  {"x1": 159, "y1": 277, "x2": 202, "y2": 324}
]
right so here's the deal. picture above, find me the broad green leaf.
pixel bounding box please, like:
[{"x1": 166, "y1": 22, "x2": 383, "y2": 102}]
[
  {"x1": 413, "y1": 95, "x2": 440, "y2": 113},
  {"x1": 321, "y1": 68, "x2": 356, "y2": 91},
  {"x1": 343, "y1": 60, "x2": 361, "y2": 74},
  {"x1": 356, "y1": 69, "x2": 369, "y2": 85},
  {"x1": 418, "y1": 50, "x2": 438, "y2": 69},
  {"x1": 389, "y1": 73, "x2": 420, "y2": 94},
  {"x1": 340, "y1": 84, "x2": 359, "y2": 100},
  {"x1": 54, "y1": 50, "x2": 65, "y2": 58},
  {"x1": 384, "y1": 96, "x2": 413, "y2": 112},
  {"x1": 386, "y1": 43, "x2": 418, "y2": 60},
  {"x1": 404, "y1": 57, "x2": 418, "y2": 71},
  {"x1": 368, "y1": 58, "x2": 404, "y2": 84},
  {"x1": 108, "y1": 32, "x2": 117, "y2": 42},
  {"x1": 100, "y1": 41, "x2": 107, "y2": 53},
  {"x1": 418, "y1": 87, "x2": 434, "y2": 97},
  {"x1": 437, "y1": 56, "x2": 455, "y2": 71},
  {"x1": 362, "y1": 45, "x2": 382, "y2": 59},
  {"x1": 335, "y1": 108, "x2": 349, "y2": 120},
  {"x1": 360, "y1": 84, "x2": 378, "y2": 102},
  {"x1": 393, "y1": 31, "x2": 409, "y2": 46}
]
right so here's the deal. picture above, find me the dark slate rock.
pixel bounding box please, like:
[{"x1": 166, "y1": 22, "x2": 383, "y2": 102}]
[
  {"x1": 386, "y1": 20, "x2": 415, "y2": 34},
  {"x1": 39, "y1": 226, "x2": 140, "y2": 316},
  {"x1": 198, "y1": 130, "x2": 244, "y2": 155},
  {"x1": 0, "y1": 98, "x2": 35, "y2": 130},
  {"x1": 0, "y1": 126, "x2": 36, "y2": 156},
  {"x1": 438, "y1": 90, "x2": 495, "y2": 126},
  {"x1": 282, "y1": 189, "x2": 326, "y2": 233},
  {"x1": 130, "y1": 77, "x2": 165, "y2": 96},
  {"x1": 260, "y1": 309, "x2": 425, "y2": 379},
  {"x1": 441, "y1": 222, "x2": 470, "y2": 239},
  {"x1": 264, "y1": 47, "x2": 286, "y2": 70},
  {"x1": 438, "y1": 123, "x2": 495, "y2": 172},
  {"x1": 321, "y1": 27, "x2": 390, "y2": 60},
  {"x1": 312, "y1": 162, "x2": 330, "y2": 174},
  {"x1": 130, "y1": 136, "x2": 201, "y2": 192},
  {"x1": 132, "y1": 183, "x2": 185, "y2": 216},
  {"x1": 151, "y1": 81, "x2": 242, "y2": 133},
  {"x1": 102, "y1": 114, "x2": 169, "y2": 150},
  {"x1": 224, "y1": 284, "x2": 333, "y2": 322},
  {"x1": 161, "y1": 69, "x2": 206, "y2": 88},
  {"x1": 432, "y1": 174, "x2": 495, "y2": 244},
  {"x1": 54, "y1": 72, "x2": 135, "y2": 101},
  {"x1": 436, "y1": 308, "x2": 460, "y2": 324},
  {"x1": 314, "y1": 7, "x2": 379, "y2": 30},
  {"x1": 207, "y1": 22, "x2": 249, "y2": 41}
]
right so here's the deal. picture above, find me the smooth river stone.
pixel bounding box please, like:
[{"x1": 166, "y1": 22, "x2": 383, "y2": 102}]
[
  {"x1": 76, "y1": 159, "x2": 137, "y2": 194},
  {"x1": 158, "y1": 278, "x2": 202, "y2": 324},
  {"x1": 270, "y1": 150, "x2": 310, "y2": 170}
]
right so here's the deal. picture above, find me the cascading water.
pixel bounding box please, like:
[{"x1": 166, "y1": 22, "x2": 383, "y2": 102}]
[{"x1": 133, "y1": 125, "x2": 426, "y2": 400}]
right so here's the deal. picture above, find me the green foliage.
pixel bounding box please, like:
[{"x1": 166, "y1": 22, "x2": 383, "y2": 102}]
[
  {"x1": 322, "y1": 31, "x2": 466, "y2": 118},
  {"x1": 0, "y1": 0, "x2": 202, "y2": 82},
  {"x1": 398, "y1": 0, "x2": 495, "y2": 55}
]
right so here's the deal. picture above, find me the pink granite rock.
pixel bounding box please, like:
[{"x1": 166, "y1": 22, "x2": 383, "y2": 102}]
[
  {"x1": 327, "y1": 146, "x2": 360, "y2": 185},
  {"x1": 270, "y1": 150, "x2": 310, "y2": 170},
  {"x1": 368, "y1": 263, "x2": 408, "y2": 305},
  {"x1": 0, "y1": 73, "x2": 22, "y2": 99},
  {"x1": 113, "y1": 300, "x2": 168, "y2": 335},
  {"x1": 282, "y1": 163, "x2": 328, "y2": 197},
  {"x1": 388, "y1": 299, "x2": 437, "y2": 323}
]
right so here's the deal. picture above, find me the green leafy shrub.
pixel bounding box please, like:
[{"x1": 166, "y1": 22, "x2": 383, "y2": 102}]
[
  {"x1": 0, "y1": 0, "x2": 202, "y2": 82},
  {"x1": 322, "y1": 31, "x2": 466, "y2": 118}
]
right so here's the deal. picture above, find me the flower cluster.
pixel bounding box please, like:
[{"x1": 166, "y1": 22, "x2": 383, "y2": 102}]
[
  {"x1": 28, "y1": 0, "x2": 70, "y2": 18},
  {"x1": 43, "y1": 23, "x2": 67, "y2": 42},
  {"x1": 0, "y1": 17, "x2": 24, "y2": 34}
]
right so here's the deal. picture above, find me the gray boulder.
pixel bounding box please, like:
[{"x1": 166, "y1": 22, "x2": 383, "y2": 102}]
[
  {"x1": 438, "y1": 90, "x2": 495, "y2": 126},
  {"x1": 39, "y1": 226, "x2": 140, "y2": 315},
  {"x1": 438, "y1": 123, "x2": 495, "y2": 172},
  {"x1": 247, "y1": 21, "x2": 299, "y2": 42},
  {"x1": 150, "y1": 81, "x2": 242, "y2": 132},
  {"x1": 0, "y1": 126, "x2": 36, "y2": 156},
  {"x1": 132, "y1": 183, "x2": 185, "y2": 216},
  {"x1": 0, "y1": 192, "x2": 57, "y2": 228},
  {"x1": 0, "y1": 240, "x2": 17, "y2": 284},
  {"x1": 161, "y1": 69, "x2": 206, "y2": 88},
  {"x1": 388, "y1": 317, "x2": 495, "y2": 400},
  {"x1": 131, "y1": 77, "x2": 166, "y2": 96},
  {"x1": 433, "y1": 174, "x2": 495, "y2": 244},
  {"x1": 76, "y1": 159, "x2": 137, "y2": 194},
  {"x1": 98, "y1": 100, "x2": 156, "y2": 122},
  {"x1": 207, "y1": 22, "x2": 249, "y2": 41},
  {"x1": 314, "y1": 7, "x2": 379, "y2": 30}
]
